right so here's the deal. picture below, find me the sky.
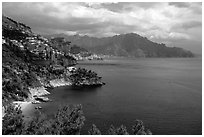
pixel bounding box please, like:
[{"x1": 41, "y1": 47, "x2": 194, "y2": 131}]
[{"x1": 2, "y1": 2, "x2": 202, "y2": 54}]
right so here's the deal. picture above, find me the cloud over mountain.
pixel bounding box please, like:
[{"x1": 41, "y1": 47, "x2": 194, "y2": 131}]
[{"x1": 2, "y1": 2, "x2": 202, "y2": 53}]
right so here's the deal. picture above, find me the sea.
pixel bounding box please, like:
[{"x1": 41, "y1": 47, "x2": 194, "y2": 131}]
[{"x1": 24, "y1": 57, "x2": 202, "y2": 135}]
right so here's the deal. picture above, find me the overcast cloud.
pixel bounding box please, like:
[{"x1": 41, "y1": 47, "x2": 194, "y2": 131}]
[{"x1": 2, "y1": 2, "x2": 202, "y2": 54}]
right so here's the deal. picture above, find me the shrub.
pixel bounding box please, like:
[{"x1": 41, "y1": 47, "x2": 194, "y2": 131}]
[{"x1": 108, "y1": 125, "x2": 129, "y2": 135}]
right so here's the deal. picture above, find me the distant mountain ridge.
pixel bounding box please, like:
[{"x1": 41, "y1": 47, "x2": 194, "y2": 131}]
[{"x1": 45, "y1": 33, "x2": 194, "y2": 58}]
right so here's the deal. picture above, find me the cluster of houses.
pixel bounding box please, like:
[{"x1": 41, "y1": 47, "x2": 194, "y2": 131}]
[
  {"x1": 72, "y1": 52, "x2": 104, "y2": 61},
  {"x1": 3, "y1": 32, "x2": 67, "y2": 62},
  {"x1": 24, "y1": 35, "x2": 63, "y2": 60}
]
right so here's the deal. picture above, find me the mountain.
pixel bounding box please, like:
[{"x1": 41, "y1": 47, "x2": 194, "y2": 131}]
[{"x1": 45, "y1": 33, "x2": 194, "y2": 58}]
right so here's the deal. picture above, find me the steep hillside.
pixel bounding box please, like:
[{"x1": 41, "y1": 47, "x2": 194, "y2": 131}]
[{"x1": 2, "y1": 15, "x2": 76, "y2": 104}]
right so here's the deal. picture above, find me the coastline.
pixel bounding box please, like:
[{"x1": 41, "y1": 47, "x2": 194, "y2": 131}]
[
  {"x1": 13, "y1": 78, "x2": 72, "y2": 112},
  {"x1": 11, "y1": 66, "x2": 105, "y2": 113}
]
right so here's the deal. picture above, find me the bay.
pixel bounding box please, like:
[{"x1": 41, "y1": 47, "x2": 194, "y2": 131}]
[{"x1": 26, "y1": 57, "x2": 202, "y2": 135}]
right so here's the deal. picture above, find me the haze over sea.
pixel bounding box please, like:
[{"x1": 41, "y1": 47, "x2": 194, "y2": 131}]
[{"x1": 25, "y1": 57, "x2": 202, "y2": 135}]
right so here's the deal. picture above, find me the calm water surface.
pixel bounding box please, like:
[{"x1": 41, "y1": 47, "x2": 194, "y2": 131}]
[{"x1": 25, "y1": 57, "x2": 202, "y2": 135}]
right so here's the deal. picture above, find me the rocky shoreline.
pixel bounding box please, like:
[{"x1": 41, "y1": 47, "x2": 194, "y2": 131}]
[
  {"x1": 13, "y1": 78, "x2": 72, "y2": 110},
  {"x1": 29, "y1": 87, "x2": 50, "y2": 98},
  {"x1": 13, "y1": 74, "x2": 105, "y2": 111},
  {"x1": 72, "y1": 81, "x2": 105, "y2": 88},
  {"x1": 12, "y1": 66, "x2": 106, "y2": 110}
]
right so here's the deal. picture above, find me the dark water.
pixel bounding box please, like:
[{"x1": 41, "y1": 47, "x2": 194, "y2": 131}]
[{"x1": 26, "y1": 57, "x2": 202, "y2": 135}]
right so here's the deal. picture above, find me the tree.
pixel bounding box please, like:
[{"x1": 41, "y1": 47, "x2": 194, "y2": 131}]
[
  {"x1": 132, "y1": 120, "x2": 152, "y2": 135},
  {"x1": 88, "y1": 124, "x2": 101, "y2": 135},
  {"x1": 108, "y1": 125, "x2": 129, "y2": 135},
  {"x1": 23, "y1": 110, "x2": 51, "y2": 135},
  {"x1": 53, "y1": 104, "x2": 85, "y2": 135},
  {"x1": 3, "y1": 104, "x2": 152, "y2": 135},
  {"x1": 3, "y1": 104, "x2": 85, "y2": 135},
  {"x1": 25, "y1": 104, "x2": 85, "y2": 135}
]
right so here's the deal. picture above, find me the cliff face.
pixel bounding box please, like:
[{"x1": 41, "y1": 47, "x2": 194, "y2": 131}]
[
  {"x1": 2, "y1": 15, "x2": 77, "y2": 105},
  {"x1": 46, "y1": 33, "x2": 194, "y2": 58}
]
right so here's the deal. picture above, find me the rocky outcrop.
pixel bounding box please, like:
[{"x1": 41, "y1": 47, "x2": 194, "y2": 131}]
[
  {"x1": 70, "y1": 67, "x2": 105, "y2": 88},
  {"x1": 73, "y1": 81, "x2": 105, "y2": 88},
  {"x1": 49, "y1": 78, "x2": 71, "y2": 87},
  {"x1": 28, "y1": 87, "x2": 50, "y2": 99},
  {"x1": 26, "y1": 86, "x2": 50, "y2": 104},
  {"x1": 35, "y1": 96, "x2": 49, "y2": 102}
]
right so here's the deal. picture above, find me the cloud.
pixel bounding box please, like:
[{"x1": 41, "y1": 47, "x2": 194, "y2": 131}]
[
  {"x1": 168, "y1": 2, "x2": 190, "y2": 8},
  {"x1": 172, "y1": 21, "x2": 202, "y2": 30},
  {"x1": 2, "y1": 2, "x2": 202, "y2": 53}
]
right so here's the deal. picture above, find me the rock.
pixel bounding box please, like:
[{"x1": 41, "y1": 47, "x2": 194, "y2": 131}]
[
  {"x1": 73, "y1": 81, "x2": 105, "y2": 88},
  {"x1": 32, "y1": 100, "x2": 41, "y2": 104},
  {"x1": 29, "y1": 86, "x2": 50, "y2": 97},
  {"x1": 33, "y1": 95, "x2": 38, "y2": 98},
  {"x1": 35, "y1": 96, "x2": 49, "y2": 102},
  {"x1": 35, "y1": 106, "x2": 42, "y2": 109},
  {"x1": 2, "y1": 107, "x2": 5, "y2": 118},
  {"x1": 49, "y1": 78, "x2": 71, "y2": 87}
]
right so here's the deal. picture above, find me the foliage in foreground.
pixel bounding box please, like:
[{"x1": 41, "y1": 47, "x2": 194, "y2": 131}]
[
  {"x1": 2, "y1": 104, "x2": 152, "y2": 135},
  {"x1": 2, "y1": 104, "x2": 25, "y2": 135}
]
